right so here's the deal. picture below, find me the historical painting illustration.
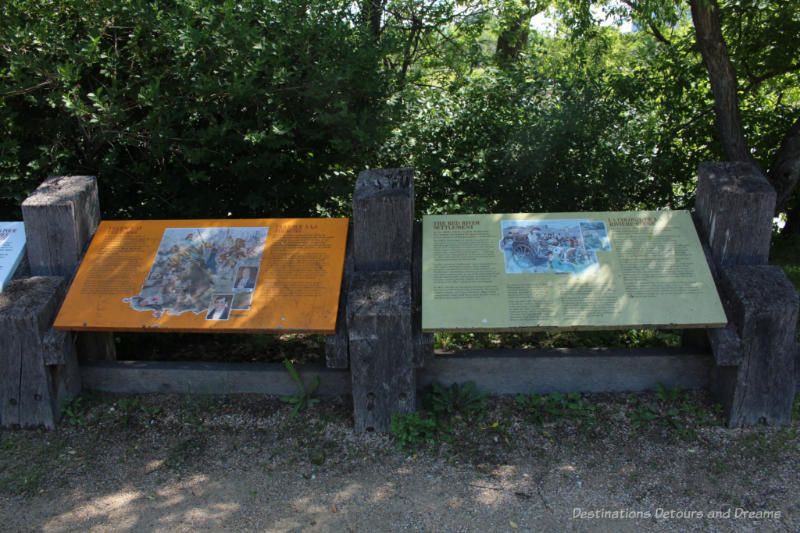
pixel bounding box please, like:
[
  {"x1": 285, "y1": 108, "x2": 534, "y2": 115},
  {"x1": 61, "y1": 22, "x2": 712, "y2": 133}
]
[
  {"x1": 124, "y1": 227, "x2": 268, "y2": 318},
  {"x1": 499, "y1": 219, "x2": 604, "y2": 274}
]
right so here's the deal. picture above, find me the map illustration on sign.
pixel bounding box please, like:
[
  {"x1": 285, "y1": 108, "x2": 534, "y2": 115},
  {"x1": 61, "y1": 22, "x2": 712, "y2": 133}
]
[
  {"x1": 499, "y1": 219, "x2": 608, "y2": 274},
  {"x1": 123, "y1": 227, "x2": 268, "y2": 319}
]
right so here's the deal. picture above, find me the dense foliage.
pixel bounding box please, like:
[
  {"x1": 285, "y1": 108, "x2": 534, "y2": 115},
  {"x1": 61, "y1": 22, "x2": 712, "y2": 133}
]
[
  {"x1": 1, "y1": 0, "x2": 391, "y2": 218},
  {"x1": 1, "y1": 0, "x2": 798, "y2": 222}
]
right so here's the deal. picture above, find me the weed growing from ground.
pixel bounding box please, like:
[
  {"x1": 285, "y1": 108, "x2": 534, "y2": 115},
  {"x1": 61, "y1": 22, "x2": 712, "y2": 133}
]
[
  {"x1": 626, "y1": 383, "x2": 723, "y2": 440},
  {"x1": 117, "y1": 397, "x2": 140, "y2": 425},
  {"x1": 425, "y1": 381, "x2": 487, "y2": 423},
  {"x1": 390, "y1": 381, "x2": 489, "y2": 452},
  {"x1": 515, "y1": 391, "x2": 596, "y2": 429},
  {"x1": 390, "y1": 412, "x2": 438, "y2": 451},
  {"x1": 280, "y1": 359, "x2": 320, "y2": 418},
  {"x1": 60, "y1": 397, "x2": 87, "y2": 427}
]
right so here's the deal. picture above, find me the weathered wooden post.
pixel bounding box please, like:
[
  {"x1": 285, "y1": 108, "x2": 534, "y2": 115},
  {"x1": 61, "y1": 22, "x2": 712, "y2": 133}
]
[
  {"x1": 1, "y1": 175, "x2": 114, "y2": 428},
  {"x1": 694, "y1": 162, "x2": 799, "y2": 426},
  {"x1": 0, "y1": 277, "x2": 79, "y2": 429},
  {"x1": 344, "y1": 168, "x2": 432, "y2": 432},
  {"x1": 22, "y1": 175, "x2": 101, "y2": 278},
  {"x1": 21, "y1": 175, "x2": 116, "y2": 361}
]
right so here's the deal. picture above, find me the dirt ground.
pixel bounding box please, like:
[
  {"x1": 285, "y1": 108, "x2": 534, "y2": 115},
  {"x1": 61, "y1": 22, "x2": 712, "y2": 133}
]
[{"x1": 1, "y1": 391, "x2": 798, "y2": 533}]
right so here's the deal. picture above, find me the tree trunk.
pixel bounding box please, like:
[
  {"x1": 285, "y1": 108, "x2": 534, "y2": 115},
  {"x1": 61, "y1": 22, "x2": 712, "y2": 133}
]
[
  {"x1": 362, "y1": 0, "x2": 386, "y2": 38},
  {"x1": 496, "y1": 0, "x2": 536, "y2": 63},
  {"x1": 767, "y1": 116, "x2": 800, "y2": 212},
  {"x1": 689, "y1": 0, "x2": 754, "y2": 164}
]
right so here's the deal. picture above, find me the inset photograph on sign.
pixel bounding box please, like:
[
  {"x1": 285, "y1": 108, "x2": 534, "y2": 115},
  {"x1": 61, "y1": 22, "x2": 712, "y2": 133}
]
[
  {"x1": 579, "y1": 221, "x2": 611, "y2": 251},
  {"x1": 499, "y1": 219, "x2": 599, "y2": 275},
  {"x1": 205, "y1": 294, "x2": 233, "y2": 320},
  {"x1": 233, "y1": 265, "x2": 259, "y2": 291},
  {"x1": 231, "y1": 291, "x2": 253, "y2": 310}
]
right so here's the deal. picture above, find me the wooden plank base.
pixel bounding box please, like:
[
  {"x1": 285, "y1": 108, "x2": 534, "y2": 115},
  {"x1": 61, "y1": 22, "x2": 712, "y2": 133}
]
[{"x1": 79, "y1": 347, "x2": 713, "y2": 396}]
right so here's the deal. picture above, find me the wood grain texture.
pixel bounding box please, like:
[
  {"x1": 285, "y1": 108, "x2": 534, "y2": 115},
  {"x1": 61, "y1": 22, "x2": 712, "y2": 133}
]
[
  {"x1": 42, "y1": 328, "x2": 71, "y2": 365},
  {"x1": 711, "y1": 265, "x2": 799, "y2": 426},
  {"x1": 420, "y1": 347, "x2": 712, "y2": 393},
  {"x1": 707, "y1": 322, "x2": 741, "y2": 366},
  {"x1": 325, "y1": 222, "x2": 353, "y2": 368},
  {"x1": 0, "y1": 311, "x2": 23, "y2": 428},
  {"x1": 21, "y1": 175, "x2": 100, "y2": 278},
  {"x1": 81, "y1": 360, "x2": 352, "y2": 395},
  {"x1": 11, "y1": 251, "x2": 30, "y2": 280},
  {"x1": 347, "y1": 270, "x2": 414, "y2": 433},
  {"x1": 352, "y1": 168, "x2": 414, "y2": 272},
  {"x1": 21, "y1": 176, "x2": 115, "y2": 361},
  {"x1": 694, "y1": 162, "x2": 775, "y2": 268},
  {"x1": 0, "y1": 277, "x2": 74, "y2": 428},
  {"x1": 79, "y1": 347, "x2": 711, "y2": 395}
]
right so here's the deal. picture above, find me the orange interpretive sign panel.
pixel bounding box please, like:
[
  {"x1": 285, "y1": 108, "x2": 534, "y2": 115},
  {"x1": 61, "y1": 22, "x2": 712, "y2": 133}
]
[{"x1": 54, "y1": 219, "x2": 348, "y2": 334}]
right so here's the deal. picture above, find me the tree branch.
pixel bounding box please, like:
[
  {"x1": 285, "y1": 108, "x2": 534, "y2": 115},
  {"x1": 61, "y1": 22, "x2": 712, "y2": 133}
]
[
  {"x1": 620, "y1": 0, "x2": 671, "y2": 45},
  {"x1": 1, "y1": 79, "x2": 55, "y2": 97},
  {"x1": 742, "y1": 63, "x2": 800, "y2": 96}
]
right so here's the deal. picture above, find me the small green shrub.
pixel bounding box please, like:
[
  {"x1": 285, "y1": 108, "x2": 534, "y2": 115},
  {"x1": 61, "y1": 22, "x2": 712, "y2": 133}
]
[
  {"x1": 655, "y1": 382, "x2": 684, "y2": 404},
  {"x1": 60, "y1": 396, "x2": 87, "y2": 426},
  {"x1": 626, "y1": 383, "x2": 724, "y2": 439},
  {"x1": 425, "y1": 381, "x2": 487, "y2": 423},
  {"x1": 117, "y1": 397, "x2": 140, "y2": 413},
  {"x1": 516, "y1": 391, "x2": 596, "y2": 427},
  {"x1": 390, "y1": 412, "x2": 438, "y2": 451}
]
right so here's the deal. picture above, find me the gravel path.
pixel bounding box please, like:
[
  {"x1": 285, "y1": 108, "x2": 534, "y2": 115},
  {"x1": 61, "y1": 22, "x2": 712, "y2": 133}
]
[{"x1": 1, "y1": 392, "x2": 798, "y2": 532}]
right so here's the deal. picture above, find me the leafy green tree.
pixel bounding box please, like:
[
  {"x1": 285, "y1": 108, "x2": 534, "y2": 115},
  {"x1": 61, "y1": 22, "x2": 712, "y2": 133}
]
[
  {"x1": 1, "y1": 0, "x2": 392, "y2": 219},
  {"x1": 2, "y1": 0, "x2": 795, "y2": 227},
  {"x1": 598, "y1": 0, "x2": 799, "y2": 227},
  {"x1": 383, "y1": 25, "x2": 695, "y2": 215}
]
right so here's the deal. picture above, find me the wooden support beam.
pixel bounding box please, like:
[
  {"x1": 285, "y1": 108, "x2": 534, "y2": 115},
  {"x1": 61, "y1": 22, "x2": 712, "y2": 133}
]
[
  {"x1": 21, "y1": 175, "x2": 101, "y2": 278},
  {"x1": 348, "y1": 168, "x2": 417, "y2": 433},
  {"x1": 0, "y1": 277, "x2": 79, "y2": 429},
  {"x1": 81, "y1": 361, "x2": 351, "y2": 396},
  {"x1": 78, "y1": 347, "x2": 712, "y2": 396},
  {"x1": 352, "y1": 168, "x2": 414, "y2": 272},
  {"x1": 693, "y1": 162, "x2": 799, "y2": 426},
  {"x1": 347, "y1": 271, "x2": 415, "y2": 433},
  {"x1": 694, "y1": 162, "x2": 775, "y2": 268},
  {"x1": 419, "y1": 347, "x2": 713, "y2": 394},
  {"x1": 21, "y1": 175, "x2": 115, "y2": 361},
  {"x1": 412, "y1": 221, "x2": 433, "y2": 367},
  {"x1": 711, "y1": 265, "x2": 799, "y2": 427}
]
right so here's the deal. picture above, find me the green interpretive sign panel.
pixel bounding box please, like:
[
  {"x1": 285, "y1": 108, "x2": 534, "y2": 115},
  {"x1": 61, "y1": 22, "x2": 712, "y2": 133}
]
[{"x1": 422, "y1": 211, "x2": 727, "y2": 331}]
